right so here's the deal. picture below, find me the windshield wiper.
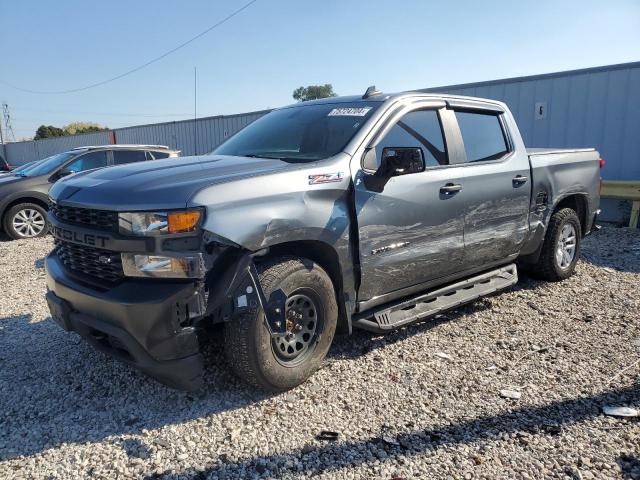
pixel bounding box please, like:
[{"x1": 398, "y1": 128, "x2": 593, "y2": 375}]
[{"x1": 243, "y1": 154, "x2": 284, "y2": 160}]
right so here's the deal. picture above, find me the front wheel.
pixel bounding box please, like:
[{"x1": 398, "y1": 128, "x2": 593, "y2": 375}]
[
  {"x1": 224, "y1": 257, "x2": 338, "y2": 391},
  {"x1": 3, "y1": 203, "x2": 49, "y2": 240}
]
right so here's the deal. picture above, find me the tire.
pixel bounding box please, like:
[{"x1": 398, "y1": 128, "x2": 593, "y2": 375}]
[
  {"x1": 224, "y1": 256, "x2": 338, "y2": 391},
  {"x1": 3, "y1": 203, "x2": 49, "y2": 240},
  {"x1": 530, "y1": 208, "x2": 582, "y2": 281}
]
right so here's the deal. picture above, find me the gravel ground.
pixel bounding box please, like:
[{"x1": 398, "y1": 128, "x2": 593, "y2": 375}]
[{"x1": 0, "y1": 226, "x2": 638, "y2": 480}]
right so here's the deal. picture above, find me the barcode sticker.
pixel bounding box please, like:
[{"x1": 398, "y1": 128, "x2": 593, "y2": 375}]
[{"x1": 327, "y1": 107, "x2": 372, "y2": 117}]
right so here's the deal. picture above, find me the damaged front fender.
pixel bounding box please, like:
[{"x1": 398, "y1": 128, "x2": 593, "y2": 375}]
[{"x1": 203, "y1": 251, "x2": 287, "y2": 335}]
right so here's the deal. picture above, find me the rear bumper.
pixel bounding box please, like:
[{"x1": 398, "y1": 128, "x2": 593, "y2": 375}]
[{"x1": 45, "y1": 253, "x2": 204, "y2": 391}]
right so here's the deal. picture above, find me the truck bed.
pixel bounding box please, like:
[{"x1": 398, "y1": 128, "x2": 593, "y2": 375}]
[
  {"x1": 527, "y1": 147, "x2": 596, "y2": 156},
  {"x1": 525, "y1": 146, "x2": 601, "y2": 243}
]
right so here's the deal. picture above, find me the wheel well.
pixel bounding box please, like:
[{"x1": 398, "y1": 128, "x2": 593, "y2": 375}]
[
  {"x1": 554, "y1": 194, "x2": 588, "y2": 236},
  {"x1": 1, "y1": 197, "x2": 49, "y2": 225},
  {"x1": 259, "y1": 240, "x2": 349, "y2": 334}
]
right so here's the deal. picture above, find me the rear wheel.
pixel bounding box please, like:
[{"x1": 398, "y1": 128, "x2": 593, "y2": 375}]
[
  {"x1": 530, "y1": 208, "x2": 581, "y2": 281},
  {"x1": 3, "y1": 203, "x2": 49, "y2": 240},
  {"x1": 224, "y1": 257, "x2": 338, "y2": 391}
]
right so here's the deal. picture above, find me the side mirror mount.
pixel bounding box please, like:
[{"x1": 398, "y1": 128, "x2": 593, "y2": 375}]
[
  {"x1": 362, "y1": 148, "x2": 378, "y2": 172},
  {"x1": 379, "y1": 147, "x2": 425, "y2": 177}
]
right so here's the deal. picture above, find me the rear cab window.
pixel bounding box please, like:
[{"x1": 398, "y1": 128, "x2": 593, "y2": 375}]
[
  {"x1": 146, "y1": 151, "x2": 171, "y2": 160},
  {"x1": 454, "y1": 111, "x2": 510, "y2": 162}
]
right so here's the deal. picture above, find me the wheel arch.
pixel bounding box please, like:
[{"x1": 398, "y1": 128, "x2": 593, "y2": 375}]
[
  {"x1": 0, "y1": 194, "x2": 50, "y2": 228},
  {"x1": 257, "y1": 239, "x2": 352, "y2": 334},
  {"x1": 553, "y1": 193, "x2": 589, "y2": 237}
]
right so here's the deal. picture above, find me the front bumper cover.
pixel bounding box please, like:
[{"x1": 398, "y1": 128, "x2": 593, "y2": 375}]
[{"x1": 45, "y1": 252, "x2": 204, "y2": 391}]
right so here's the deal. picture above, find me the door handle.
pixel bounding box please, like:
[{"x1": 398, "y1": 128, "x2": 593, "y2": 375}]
[
  {"x1": 440, "y1": 183, "x2": 462, "y2": 194},
  {"x1": 512, "y1": 175, "x2": 528, "y2": 185}
]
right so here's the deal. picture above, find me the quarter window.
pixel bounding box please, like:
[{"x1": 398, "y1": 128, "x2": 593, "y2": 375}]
[
  {"x1": 455, "y1": 111, "x2": 509, "y2": 162},
  {"x1": 113, "y1": 150, "x2": 147, "y2": 165},
  {"x1": 375, "y1": 110, "x2": 447, "y2": 168},
  {"x1": 146, "y1": 151, "x2": 170, "y2": 160},
  {"x1": 65, "y1": 151, "x2": 108, "y2": 173}
]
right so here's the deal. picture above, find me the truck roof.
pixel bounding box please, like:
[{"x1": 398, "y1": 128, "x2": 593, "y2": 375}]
[{"x1": 281, "y1": 90, "x2": 506, "y2": 110}]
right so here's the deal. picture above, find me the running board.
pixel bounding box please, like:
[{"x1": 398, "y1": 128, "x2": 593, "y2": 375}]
[{"x1": 352, "y1": 264, "x2": 518, "y2": 333}]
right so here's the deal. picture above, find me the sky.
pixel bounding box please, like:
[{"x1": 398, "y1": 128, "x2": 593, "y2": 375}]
[{"x1": 1, "y1": 0, "x2": 639, "y2": 140}]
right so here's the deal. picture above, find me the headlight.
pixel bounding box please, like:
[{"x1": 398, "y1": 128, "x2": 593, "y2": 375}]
[
  {"x1": 119, "y1": 209, "x2": 203, "y2": 236},
  {"x1": 121, "y1": 253, "x2": 205, "y2": 278}
]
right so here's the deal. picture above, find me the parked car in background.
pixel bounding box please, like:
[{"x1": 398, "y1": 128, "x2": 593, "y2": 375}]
[
  {"x1": 0, "y1": 159, "x2": 42, "y2": 178},
  {"x1": 44, "y1": 89, "x2": 601, "y2": 391},
  {"x1": 0, "y1": 145, "x2": 179, "y2": 240},
  {"x1": 0, "y1": 155, "x2": 12, "y2": 172}
]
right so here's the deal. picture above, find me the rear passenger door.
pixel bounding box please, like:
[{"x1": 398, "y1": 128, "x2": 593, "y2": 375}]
[{"x1": 447, "y1": 103, "x2": 531, "y2": 269}]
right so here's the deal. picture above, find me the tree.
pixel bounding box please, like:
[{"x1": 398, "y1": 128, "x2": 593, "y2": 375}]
[
  {"x1": 34, "y1": 125, "x2": 65, "y2": 140},
  {"x1": 63, "y1": 122, "x2": 109, "y2": 135},
  {"x1": 34, "y1": 122, "x2": 108, "y2": 140},
  {"x1": 292, "y1": 84, "x2": 337, "y2": 102}
]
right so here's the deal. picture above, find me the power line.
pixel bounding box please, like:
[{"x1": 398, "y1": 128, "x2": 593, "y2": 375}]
[
  {"x1": 10, "y1": 107, "x2": 192, "y2": 118},
  {"x1": 0, "y1": 0, "x2": 258, "y2": 95}
]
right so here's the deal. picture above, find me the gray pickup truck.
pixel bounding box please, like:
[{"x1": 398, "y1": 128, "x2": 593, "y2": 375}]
[{"x1": 45, "y1": 88, "x2": 602, "y2": 391}]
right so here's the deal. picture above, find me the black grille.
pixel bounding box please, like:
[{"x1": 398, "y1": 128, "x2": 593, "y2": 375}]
[
  {"x1": 51, "y1": 204, "x2": 118, "y2": 231},
  {"x1": 54, "y1": 239, "x2": 124, "y2": 283}
]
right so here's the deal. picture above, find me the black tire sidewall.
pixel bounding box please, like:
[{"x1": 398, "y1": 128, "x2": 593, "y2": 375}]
[
  {"x1": 3, "y1": 203, "x2": 49, "y2": 240},
  {"x1": 549, "y1": 209, "x2": 581, "y2": 279},
  {"x1": 229, "y1": 259, "x2": 338, "y2": 391}
]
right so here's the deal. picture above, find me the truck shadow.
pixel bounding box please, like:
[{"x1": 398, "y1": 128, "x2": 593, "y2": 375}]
[
  {"x1": 0, "y1": 314, "x2": 271, "y2": 462},
  {"x1": 580, "y1": 227, "x2": 640, "y2": 273},
  {"x1": 330, "y1": 273, "x2": 545, "y2": 361},
  {"x1": 142, "y1": 382, "x2": 639, "y2": 479},
  {"x1": 618, "y1": 454, "x2": 640, "y2": 479}
]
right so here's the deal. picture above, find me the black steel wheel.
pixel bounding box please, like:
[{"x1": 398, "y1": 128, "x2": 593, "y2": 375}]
[{"x1": 224, "y1": 256, "x2": 338, "y2": 391}]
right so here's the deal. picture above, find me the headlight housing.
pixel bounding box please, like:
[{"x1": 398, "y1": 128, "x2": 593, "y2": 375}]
[
  {"x1": 119, "y1": 209, "x2": 203, "y2": 236},
  {"x1": 121, "y1": 253, "x2": 205, "y2": 278}
]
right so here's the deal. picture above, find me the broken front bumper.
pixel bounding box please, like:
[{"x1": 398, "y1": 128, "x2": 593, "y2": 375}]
[{"x1": 45, "y1": 252, "x2": 204, "y2": 391}]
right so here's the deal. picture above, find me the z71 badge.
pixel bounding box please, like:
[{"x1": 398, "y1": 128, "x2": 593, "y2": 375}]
[{"x1": 308, "y1": 172, "x2": 344, "y2": 185}]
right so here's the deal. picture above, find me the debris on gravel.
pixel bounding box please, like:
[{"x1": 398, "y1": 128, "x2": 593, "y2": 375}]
[{"x1": 0, "y1": 225, "x2": 639, "y2": 479}]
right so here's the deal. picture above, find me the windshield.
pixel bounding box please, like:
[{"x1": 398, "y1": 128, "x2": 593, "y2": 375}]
[
  {"x1": 213, "y1": 102, "x2": 380, "y2": 162},
  {"x1": 22, "y1": 151, "x2": 78, "y2": 176}
]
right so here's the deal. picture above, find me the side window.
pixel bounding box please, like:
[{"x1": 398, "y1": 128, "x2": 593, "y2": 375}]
[
  {"x1": 454, "y1": 111, "x2": 509, "y2": 162},
  {"x1": 65, "y1": 151, "x2": 108, "y2": 173},
  {"x1": 113, "y1": 150, "x2": 147, "y2": 165},
  {"x1": 375, "y1": 109, "x2": 447, "y2": 168},
  {"x1": 146, "y1": 151, "x2": 170, "y2": 160}
]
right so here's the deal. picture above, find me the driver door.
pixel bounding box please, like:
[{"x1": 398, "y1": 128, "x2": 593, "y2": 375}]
[{"x1": 353, "y1": 105, "x2": 466, "y2": 306}]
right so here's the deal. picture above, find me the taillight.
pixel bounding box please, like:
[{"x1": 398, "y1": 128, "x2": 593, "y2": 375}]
[{"x1": 598, "y1": 158, "x2": 604, "y2": 194}]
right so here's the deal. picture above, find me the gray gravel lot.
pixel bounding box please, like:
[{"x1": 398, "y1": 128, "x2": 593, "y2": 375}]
[{"x1": 0, "y1": 226, "x2": 638, "y2": 479}]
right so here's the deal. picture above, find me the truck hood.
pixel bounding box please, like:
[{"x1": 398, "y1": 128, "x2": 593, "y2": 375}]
[{"x1": 49, "y1": 154, "x2": 294, "y2": 211}]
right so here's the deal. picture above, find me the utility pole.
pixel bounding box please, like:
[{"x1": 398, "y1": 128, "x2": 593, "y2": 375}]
[
  {"x1": 0, "y1": 104, "x2": 5, "y2": 162},
  {"x1": 2, "y1": 104, "x2": 15, "y2": 143}
]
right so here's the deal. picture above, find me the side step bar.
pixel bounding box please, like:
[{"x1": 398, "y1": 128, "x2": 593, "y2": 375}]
[{"x1": 352, "y1": 264, "x2": 518, "y2": 333}]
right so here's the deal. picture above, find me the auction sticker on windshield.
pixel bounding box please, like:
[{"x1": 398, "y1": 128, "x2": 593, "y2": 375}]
[{"x1": 327, "y1": 107, "x2": 372, "y2": 117}]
